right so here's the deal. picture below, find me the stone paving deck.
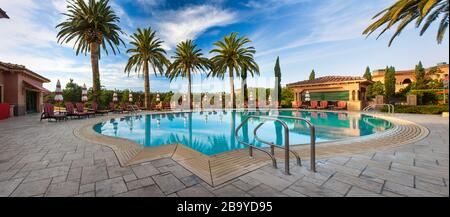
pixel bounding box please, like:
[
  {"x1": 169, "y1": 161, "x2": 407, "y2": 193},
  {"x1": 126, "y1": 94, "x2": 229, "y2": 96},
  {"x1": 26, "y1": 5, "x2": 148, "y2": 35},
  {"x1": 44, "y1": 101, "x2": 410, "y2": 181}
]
[{"x1": 0, "y1": 112, "x2": 448, "y2": 197}]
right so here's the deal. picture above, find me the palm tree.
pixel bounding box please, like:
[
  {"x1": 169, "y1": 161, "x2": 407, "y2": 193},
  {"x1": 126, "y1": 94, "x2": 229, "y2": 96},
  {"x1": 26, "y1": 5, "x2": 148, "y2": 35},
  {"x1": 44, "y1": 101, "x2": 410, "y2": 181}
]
[
  {"x1": 363, "y1": 0, "x2": 449, "y2": 46},
  {"x1": 56, "y1": 0, "x2": 124, "y2": 102},
  {"x1": 124, "y1": 28, "x2": 169, "y2": 109},
  {"x1": 209, "y1": 32, "x2": 259, "y2": 108},
  {"x1": 240, "y1": 66, "x2": 260, "y2": 104},
  {"x1": 165, "y1": 40, "x2": 210, "y2": 110}
]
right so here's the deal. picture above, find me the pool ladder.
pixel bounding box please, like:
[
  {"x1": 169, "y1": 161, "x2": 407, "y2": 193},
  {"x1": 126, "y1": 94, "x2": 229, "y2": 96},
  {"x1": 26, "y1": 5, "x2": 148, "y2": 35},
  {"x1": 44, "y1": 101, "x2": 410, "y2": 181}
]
[
  {"x1": 363, "y1": 104, "x2": 395, "y2": 114},
  {"x1": 235, "y1": 115, "x2": 316, "y2": 175}
]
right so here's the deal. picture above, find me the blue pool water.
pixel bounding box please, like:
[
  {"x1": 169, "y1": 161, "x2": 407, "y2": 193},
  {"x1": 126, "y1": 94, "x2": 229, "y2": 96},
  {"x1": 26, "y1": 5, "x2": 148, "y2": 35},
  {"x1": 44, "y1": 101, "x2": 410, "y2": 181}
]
[{"x1": 93, "y1": 110, "x2": 392, "y2": 156}]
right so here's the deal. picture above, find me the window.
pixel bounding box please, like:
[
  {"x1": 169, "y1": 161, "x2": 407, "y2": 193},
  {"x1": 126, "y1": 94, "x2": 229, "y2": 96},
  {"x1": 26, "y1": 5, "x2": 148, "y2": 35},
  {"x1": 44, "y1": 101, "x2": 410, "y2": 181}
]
[{"x1": 352, "y1": 90, "x2": 356, "y2": 101}]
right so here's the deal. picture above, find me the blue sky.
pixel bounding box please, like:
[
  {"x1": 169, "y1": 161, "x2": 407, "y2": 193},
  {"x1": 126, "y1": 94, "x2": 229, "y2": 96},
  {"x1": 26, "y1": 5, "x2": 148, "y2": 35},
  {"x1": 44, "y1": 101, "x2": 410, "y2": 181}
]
[{"x1": 0, "y1": 0, "x2": 448, "y2": 92}]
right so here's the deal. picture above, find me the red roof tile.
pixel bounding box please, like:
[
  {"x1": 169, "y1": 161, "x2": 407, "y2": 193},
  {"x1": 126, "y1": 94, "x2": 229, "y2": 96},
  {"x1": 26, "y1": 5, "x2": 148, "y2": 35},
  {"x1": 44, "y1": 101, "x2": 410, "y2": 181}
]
[{"x1": 287, "y1": 76, "x2": 369, "y2": 86}]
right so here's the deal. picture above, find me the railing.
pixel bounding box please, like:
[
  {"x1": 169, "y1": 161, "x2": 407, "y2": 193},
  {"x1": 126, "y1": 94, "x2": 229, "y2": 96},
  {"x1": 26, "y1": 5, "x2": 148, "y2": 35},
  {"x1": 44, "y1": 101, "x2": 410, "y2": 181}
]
[
  {"x1": 235, "y1": 114, "x2": 316, "y2": 175},
  {"x1": 235, "y1": 116, "x2": 278, "y2": 169},
  {"x1": 363, "y1": 104, "x2": 395, "y2": 114}
]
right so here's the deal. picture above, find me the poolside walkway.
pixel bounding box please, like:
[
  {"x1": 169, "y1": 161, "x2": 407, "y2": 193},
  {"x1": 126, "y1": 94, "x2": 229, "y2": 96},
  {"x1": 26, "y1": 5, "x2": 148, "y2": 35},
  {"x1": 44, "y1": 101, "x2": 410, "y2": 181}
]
[{"x1": 0, "y1": 113, "x2": 448, "y2": 197}]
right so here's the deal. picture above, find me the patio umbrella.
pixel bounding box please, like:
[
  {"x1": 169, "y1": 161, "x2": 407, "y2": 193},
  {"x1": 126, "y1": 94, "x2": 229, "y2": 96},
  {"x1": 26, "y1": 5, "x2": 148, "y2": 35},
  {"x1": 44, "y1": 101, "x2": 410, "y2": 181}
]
[
  {"x1": 129, "y1": 93, "x2": 133, "y2": 102},
  {"x1": 304, "y1": 91, "x2": 311, "y2": 102},
  {"x1": 113, "y1": 91, "x2": 118, "y2": 102},
  {"x1": 54, "y1": 80, "x2": 63, "y2": 113},
  {"x1": 81, "y1": 84, "x2": 88, "y2": 102}
]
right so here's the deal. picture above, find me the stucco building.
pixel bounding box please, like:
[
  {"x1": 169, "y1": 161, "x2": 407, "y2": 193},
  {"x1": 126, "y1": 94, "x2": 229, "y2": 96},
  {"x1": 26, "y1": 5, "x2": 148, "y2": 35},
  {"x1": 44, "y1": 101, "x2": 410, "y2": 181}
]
[
  {"x1": 287, "y1": 76, "x2": 373, "y2": 111},
  {"x1": 372, "y1": 62, "x2": 449, "y2": 92},
  {"x1": 0, "y1": 61, "x2": 50, "y2": 116}
]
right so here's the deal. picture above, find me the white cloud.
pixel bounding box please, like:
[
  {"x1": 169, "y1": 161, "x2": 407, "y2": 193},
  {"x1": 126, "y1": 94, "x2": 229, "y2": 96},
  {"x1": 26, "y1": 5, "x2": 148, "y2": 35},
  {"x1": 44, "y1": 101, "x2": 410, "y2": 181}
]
[{"x1": 156, "y1": 5, "x2": 237, "y2": 49}]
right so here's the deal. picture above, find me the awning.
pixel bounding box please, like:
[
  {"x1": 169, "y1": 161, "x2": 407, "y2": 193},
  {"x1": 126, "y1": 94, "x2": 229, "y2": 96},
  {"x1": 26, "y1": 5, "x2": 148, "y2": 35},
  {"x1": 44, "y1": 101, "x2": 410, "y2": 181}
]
[{"x1": 23, "y1": 80, "x2": 50, "y2": 93}]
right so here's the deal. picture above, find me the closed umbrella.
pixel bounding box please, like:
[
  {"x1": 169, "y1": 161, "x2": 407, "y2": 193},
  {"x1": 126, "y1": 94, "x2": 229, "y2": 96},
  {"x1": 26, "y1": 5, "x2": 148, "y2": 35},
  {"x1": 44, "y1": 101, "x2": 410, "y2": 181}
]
[
  {"x1": 54, "y1": 80, "x2": 63, "y2": 113},
  {"x1": 81, "y1": 84, "x2": 88, "y2": 102},
  {"x1": 129, "y1": 93, "x2": 133, "y2": 103},
  {"x1": 113, "y1": 91, "x2": 118, "y2": 102}
]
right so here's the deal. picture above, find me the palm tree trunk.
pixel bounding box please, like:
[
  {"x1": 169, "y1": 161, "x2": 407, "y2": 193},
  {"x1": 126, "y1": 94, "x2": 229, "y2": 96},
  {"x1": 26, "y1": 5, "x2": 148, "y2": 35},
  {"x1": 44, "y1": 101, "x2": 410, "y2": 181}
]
[
  {"x1": 229, "y1": 67, "x2": 236, "y2": 108},
  {"x1": 90, "y1": 42, "x2": 101, "y2": 103},
  {"x1": 188, "y1": 69, "x2": 193, "y2": 110},
  {"x1": 144, "y1": 61, "x2": 150, "y2": 109}
]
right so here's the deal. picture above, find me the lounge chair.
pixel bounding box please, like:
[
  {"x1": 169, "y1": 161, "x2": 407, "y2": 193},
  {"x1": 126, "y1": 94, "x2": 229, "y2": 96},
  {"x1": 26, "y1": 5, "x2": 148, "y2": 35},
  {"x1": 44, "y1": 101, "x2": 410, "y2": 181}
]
[
  {"x1": 65, "y1": 102, "x2": 88, "y2": 119},
  {"x1": 309, "y1": 101, "x2": 318, "y2": 109},
  {"x1": 317, "y1": 101, "x2": 328, "y2": 109},
  {"x1": 162, "y1": 102, "x2": 171, "y2": 110},
  {"x1": 335, "y1": 101, "x2": 347, "y2": 110},
  {"x1": 109, "y1": 102, "x2": 123, "y2": 113},
  {"x1": 91, "y1": 102, "x2": 109, "y2": 115},
  {"x1": 292, "y1": 101, "x2": 301, "y2": 108},
  {"x1": 40, "y1": 103, "x2": 67, "y2": 122},
  {"x1": 76, "y1": 103, "x2": 95, "y2": 117}
]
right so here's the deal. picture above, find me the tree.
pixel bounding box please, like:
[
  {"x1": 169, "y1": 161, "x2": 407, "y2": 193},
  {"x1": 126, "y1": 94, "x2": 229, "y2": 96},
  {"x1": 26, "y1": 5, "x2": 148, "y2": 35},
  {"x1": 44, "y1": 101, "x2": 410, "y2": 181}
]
[
  {"x1": 125, "y1": 28, "x2": 169, "y2": 109},
  {"x1": 309, "y1": 69, "x2": 315, "y2": 80},
  {"x1": 56, "y1": 0, "x2": 124, "y2": 103},
  {"x1": 209, "y1": 32, "x2": 259, "y2": 108},
  {"x1": 363, "y1": 66, "x2": 372, "y2": 81},
  {"x1": 363, "y1": 0, "x2": 449, "y2": 46},
  {"x1": 414, "y1": 61, "x2": 426, "y2": 89},
  {"x1": 366, "y1": 81, "x2": 385, "y2": 99},
  {"x1": 274, "y1": 57, "x2": 282, "y2": 105},
  {"x1": 384, "y1": 66, "x2": 396, "y2": 100},
  {"x1": 166, "y1": 40, "x2": 211, "y2": 109},
  {"x1": 63, "y1": 79, "x2": 82, "y2": 103}
]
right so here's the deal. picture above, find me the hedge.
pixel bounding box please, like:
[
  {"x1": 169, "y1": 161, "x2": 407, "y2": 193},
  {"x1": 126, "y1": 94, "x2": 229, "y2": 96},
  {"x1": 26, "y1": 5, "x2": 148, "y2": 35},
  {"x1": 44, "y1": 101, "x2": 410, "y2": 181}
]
[
  {"x1": 408, "y1": 89, "x2": 444, "y2": 105},
  {"x1": 381, "y1": 105, "x2": 449, "y2": 114}
]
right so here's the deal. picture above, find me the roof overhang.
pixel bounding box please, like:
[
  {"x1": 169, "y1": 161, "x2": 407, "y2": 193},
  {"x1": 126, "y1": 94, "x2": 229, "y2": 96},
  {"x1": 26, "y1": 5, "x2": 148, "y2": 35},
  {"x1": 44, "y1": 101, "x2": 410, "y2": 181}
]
[
  {"x1": 23, "y1": 80, "x2": 51, "y2": 93},
  {"x1": 0, "y1": 8, "x2": 9, "y2": 19},
  {"x1": 287, "y1": 79, "x2": 373, "y2": 88}
]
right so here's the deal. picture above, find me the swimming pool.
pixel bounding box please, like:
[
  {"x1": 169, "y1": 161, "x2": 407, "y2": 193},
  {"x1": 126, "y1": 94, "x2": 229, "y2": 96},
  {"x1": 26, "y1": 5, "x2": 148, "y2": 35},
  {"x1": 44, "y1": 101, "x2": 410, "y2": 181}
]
[{"x1": 93, "y1": 110, "x2": 392, "y2": 156}]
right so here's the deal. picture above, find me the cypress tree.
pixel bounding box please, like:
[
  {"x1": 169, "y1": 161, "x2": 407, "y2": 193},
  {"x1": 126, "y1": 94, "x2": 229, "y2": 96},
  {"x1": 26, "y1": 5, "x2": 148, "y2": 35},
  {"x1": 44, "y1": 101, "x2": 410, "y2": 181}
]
[
  {"x1": 384, "y1": 66, "x2": 396, "y2": 100},
  {"x1": 309, "y1": 69, "x2": 315, "y2": 80},
  {"x1": 415, "y1": 61, "x2": 426, "y2": 89},
  {"x1": 274, "y1": 57, "x2": 282, "y2": 104},
  {"x1": 363, "y1": 66, "x2": 372, "y2": 81}
]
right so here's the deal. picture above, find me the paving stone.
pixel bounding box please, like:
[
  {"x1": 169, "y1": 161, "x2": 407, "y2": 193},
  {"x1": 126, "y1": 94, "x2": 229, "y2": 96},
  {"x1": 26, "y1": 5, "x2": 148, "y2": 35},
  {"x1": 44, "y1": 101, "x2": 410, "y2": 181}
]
[
  {"x1": 115, "y1": 185, "x2": 165, "y2": 197},
  {"x1": 151, "y1": 158, "x2": 177, "y2": 167},
  {"x1": 79, "y1": 183, "x2": 95, "y2": 194},
  {"x1": 383, "y1": 181, "x2": 440, "y2": 197},
  {"x1": 45, "y1": 181, "x2": 79, "y2": 197},
  {"x1": 11, "y1": 178, "x2": 51, "y2": 197},
  {"x1": 363, "y1": 166, "x2": 414, "y2": 187},
  {"x1": 63, "y1": 152, "x2": 84, "y2": 161},
  {"x1": 179, "y1": 175, "x2": 202, "y2": 187},
  {"x1": 74, "y1": 191, "x2": 95, "y2": 197},
  {"x1": 132, "y1": 163, "x2": 160, "y2": 179},
  {"x1": 107, "y1": 165, "x2": 133, "y2": 178},
  {"x1": 289, "y1": 180, "x2": 342, "y2": 197},
  {"x1": 247, "y1": 184, "x2": 287, "y2": 197},
  {"x1": 158, "y1": 164, "x2": 192, "y2": 179},
  {"x1": 322, "y1": 178, "x2": 352, "y2": 195},
  {"x1": 245, "y1": 169, "x2": 291, "y2": 191},
  {"x1": 95, "y1": 177, "x2": 128, "y2": 197},
  {"x1": 213, "y1": 185, "x2": 251, "y2": 197},
  {"x1": 67, "y1": 167, "x2": 82, "y2": 181},
  {"x1": 71, "y1": 158, "x2": 94, "y2": 168},
  {"x1": 332, "y1": 173, "x2": 384, "y2": 194},
  {"x1": 0, "y1": 178, "x2": 23, "y2": 197},
  {"x1": 153, "y1": 173, "x2": 185, "y2": 195},
  {"x1": 346, "y1": 186, "x2": 383, "y2": 197},
  {"x1": 177, "y1": 184, "x2": 215, "y2": 197},
  {"x1": 51, "y1": 175, "x2": 67, "y2": 184},
  {"x1": 81, "y1": 165, "x2": 108, "y2": 184},
  {"x1": 232, "y1": 180, "x2": 258, "y2": 192},
  {"x1": 123, "y1": 173, "x2": 138, "y2": 182},
  {"x1": 24, "y1": 166, "x2": 70, "y2": 183},
  {"x1": 281, "y1": 188, "x2": 308, "y2": 197}
]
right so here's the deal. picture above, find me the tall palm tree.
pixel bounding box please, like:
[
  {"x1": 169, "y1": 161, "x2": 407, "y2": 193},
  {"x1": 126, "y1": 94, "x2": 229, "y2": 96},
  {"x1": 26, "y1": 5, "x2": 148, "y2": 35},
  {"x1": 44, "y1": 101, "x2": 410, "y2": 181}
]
[
  {"x1": 209, "y1": 32, "x2": 259, "y2": 108},
  {"x1": 124, "y1": 28, "x2": 169, "y2": 109},
  {"x1": 363, "y1": 0, "x2": 449, "y2": 46},
  {"x1": 56, "y1": 0, "x2": 124, "y2": 102},
  {"x1": 165, "y1": 40, "x2": 210, "y2": 110}
]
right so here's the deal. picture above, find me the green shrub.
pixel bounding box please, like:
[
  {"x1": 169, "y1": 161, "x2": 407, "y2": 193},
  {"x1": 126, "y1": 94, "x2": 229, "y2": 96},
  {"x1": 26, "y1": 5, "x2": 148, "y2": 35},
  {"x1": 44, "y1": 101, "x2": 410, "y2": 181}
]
[
  {"x1": 408, "y1": 89, "x2": 443, "y2": 105},
  {"x1": 381, "y1": 105, "x2": 449, "y2": 114}
]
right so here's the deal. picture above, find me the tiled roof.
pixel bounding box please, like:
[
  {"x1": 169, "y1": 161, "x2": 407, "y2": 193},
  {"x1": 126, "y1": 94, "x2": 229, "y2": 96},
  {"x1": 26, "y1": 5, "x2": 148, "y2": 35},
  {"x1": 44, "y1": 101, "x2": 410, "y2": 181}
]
[
  {"x1": 287, "y1": 76, "x2": 368, "y2": 86},
  {"x1": 0, "y1": 61, "x2": 50, "y2": 82}
]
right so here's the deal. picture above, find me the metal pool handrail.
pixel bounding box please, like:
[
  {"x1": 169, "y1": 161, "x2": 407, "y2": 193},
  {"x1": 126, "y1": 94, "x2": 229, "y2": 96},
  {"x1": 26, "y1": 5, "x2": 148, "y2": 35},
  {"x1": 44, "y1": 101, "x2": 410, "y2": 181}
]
[
  {"x1": 270, "y1": 115, "x2": 316, "y2": 172},
  {"x1": 235, "y1": 115, "x2": 316, "y2": 175},
  {"x1": 363, "y1": 104, "x2": 395, "y2": 114},
  {"x1": 235, "y1": 115, "x2": 278, "y2": 169}
]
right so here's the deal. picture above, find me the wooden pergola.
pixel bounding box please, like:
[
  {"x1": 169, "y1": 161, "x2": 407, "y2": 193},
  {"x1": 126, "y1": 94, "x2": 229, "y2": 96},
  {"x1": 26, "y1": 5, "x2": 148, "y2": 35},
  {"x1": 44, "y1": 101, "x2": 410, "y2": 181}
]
[{"x1": 0, "y1": 8, "x2": 9, "y2": 19}]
